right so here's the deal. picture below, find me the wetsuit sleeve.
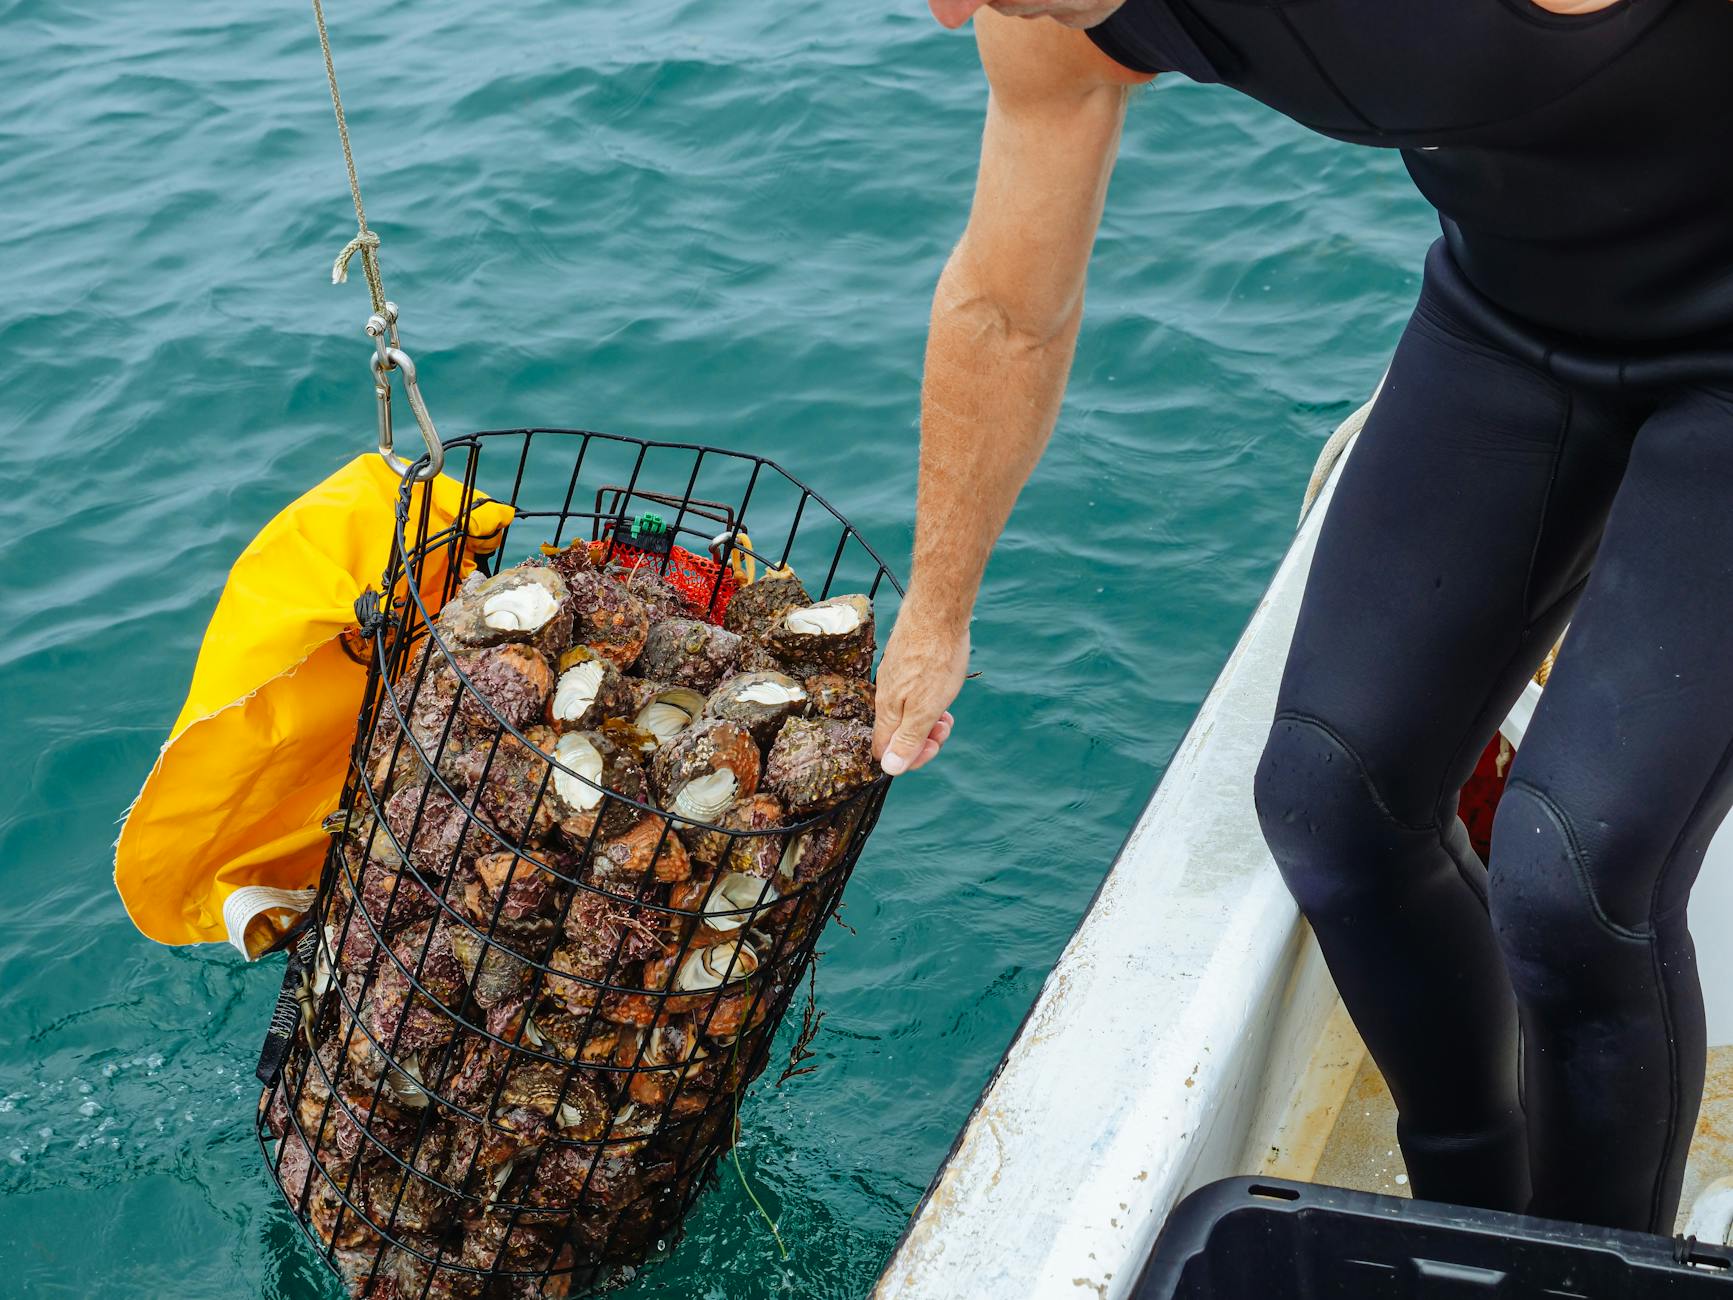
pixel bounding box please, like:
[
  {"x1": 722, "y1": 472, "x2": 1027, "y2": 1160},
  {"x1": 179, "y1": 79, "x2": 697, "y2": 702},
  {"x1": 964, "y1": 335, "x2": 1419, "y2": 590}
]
[
  {"x1": 1088, "y1": 0, "x2": 1228, "y2": 82},
  {"x1": 1087, "y1": 6, "x2": 1174, "y2": 75}
]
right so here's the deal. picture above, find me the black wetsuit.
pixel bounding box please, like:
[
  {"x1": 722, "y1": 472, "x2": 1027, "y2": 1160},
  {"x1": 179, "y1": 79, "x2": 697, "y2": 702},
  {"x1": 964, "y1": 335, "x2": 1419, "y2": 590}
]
[{"x1": 1087, "y1": 0, "x2": 1733, "y2": 1233}]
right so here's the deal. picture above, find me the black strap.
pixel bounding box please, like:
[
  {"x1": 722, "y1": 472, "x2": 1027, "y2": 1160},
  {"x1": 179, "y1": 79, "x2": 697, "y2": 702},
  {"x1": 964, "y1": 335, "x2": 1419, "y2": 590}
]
[{"x1": 255, "y1": 919, "x2": 320, "y2": 1087}]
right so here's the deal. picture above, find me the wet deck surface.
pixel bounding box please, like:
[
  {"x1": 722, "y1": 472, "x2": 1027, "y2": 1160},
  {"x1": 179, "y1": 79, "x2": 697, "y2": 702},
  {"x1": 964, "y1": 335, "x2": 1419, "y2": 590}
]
[{"x1": 1276, "y1": 1018, "x2": 1733, "y2": 1233}]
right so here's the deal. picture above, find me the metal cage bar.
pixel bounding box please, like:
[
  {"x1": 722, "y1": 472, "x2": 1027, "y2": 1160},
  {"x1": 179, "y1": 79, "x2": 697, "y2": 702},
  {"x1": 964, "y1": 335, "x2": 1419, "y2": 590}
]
[{"x1": 256, "y1": 428, "x2": 900, "y2": 1298}]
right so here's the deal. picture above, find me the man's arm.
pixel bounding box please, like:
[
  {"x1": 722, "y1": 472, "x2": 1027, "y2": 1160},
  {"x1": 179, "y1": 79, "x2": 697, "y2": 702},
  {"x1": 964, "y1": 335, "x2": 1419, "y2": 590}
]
[{"x1": 875, "y1": 12, "x2": 1150, "y2": 773}]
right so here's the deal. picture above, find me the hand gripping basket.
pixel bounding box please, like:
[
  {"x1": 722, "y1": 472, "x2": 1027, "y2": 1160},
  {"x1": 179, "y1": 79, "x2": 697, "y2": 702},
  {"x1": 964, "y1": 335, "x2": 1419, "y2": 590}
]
[{"x1": 255, "y1": 428, "x2": 901, "y2": 1298}]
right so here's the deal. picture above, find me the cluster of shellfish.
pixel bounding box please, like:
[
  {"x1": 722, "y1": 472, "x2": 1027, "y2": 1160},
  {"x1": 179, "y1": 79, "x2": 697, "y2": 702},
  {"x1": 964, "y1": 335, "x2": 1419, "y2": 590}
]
[{"x1": 261, "y1": 540, "x2": 881, "y2": 1298}]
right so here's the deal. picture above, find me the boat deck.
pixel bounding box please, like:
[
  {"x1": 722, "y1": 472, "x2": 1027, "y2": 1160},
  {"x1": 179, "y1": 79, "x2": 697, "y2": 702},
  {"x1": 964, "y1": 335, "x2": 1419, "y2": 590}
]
[{"x1": 1260, "y1": 999, "x2": 1733, "y2": 1232}]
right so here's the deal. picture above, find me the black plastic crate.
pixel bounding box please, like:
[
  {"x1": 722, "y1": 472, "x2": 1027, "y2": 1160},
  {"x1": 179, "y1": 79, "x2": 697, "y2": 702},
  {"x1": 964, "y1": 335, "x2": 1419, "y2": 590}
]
[{"x1": 1135, "y1": 1177, "x2": 1733, "y2": 1298}]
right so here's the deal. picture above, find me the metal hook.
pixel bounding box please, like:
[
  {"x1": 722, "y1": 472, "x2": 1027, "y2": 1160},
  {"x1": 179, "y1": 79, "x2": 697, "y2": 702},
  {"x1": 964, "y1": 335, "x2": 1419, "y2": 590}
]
[{"x1": 365, "y1": 303, "x2": 444, "y2": 482}]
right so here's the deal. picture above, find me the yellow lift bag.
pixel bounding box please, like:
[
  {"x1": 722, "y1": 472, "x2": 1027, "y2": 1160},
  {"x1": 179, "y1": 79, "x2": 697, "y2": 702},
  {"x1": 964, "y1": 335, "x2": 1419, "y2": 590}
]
[{"x1": 114, "y1": 454, "x2": 512, "y2": 956}]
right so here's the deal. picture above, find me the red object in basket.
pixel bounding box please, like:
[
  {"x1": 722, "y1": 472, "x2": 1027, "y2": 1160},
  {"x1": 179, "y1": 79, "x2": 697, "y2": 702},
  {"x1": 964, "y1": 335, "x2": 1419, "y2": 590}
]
[
  {"x1": 1458, "y1": 732, "x2": 1514, "y2": 861},
  {"x1": 593, "y1": 532, "x2": 741, "y2": 623}
]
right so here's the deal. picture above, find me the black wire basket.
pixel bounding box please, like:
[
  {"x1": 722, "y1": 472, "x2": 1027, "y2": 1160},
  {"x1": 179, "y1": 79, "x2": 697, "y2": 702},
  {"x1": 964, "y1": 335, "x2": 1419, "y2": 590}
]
[{"x1": 255, "y1": 428, "x2": 901, "y2": 1298}]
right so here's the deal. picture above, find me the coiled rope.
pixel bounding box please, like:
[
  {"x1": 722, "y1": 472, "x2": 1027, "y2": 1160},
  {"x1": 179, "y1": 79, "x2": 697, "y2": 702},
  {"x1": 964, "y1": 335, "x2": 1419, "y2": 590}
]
[{"x1": 1297, "y1": 373, "x2": 1385, "y2": 526}]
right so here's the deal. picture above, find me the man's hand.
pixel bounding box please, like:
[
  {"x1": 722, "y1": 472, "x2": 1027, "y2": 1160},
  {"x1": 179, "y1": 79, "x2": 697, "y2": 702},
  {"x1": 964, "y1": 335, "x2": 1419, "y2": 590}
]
[
  {"x1": 929, "y1": 0, "x2": 1128, "y2": 31},
  {"x1": 873, "y1": 600, "x2": 968, "y2": 775}
]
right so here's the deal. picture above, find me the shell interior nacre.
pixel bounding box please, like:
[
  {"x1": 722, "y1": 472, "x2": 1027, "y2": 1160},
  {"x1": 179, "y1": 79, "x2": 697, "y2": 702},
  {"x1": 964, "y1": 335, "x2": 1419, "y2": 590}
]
[
  {"x1": 483, "y1": 584, "x2": 561, "y2": 632},
  {"x1": 704, "y1": 872, "x2": 778, "y2": 931},
  {"x1": 669, "y1": 769, "x2": 737, "y2": 823},
  {"x1": 552, "y1": 733, "x2": 605, "y2": 811},
  {"x1": 552, "y1": 659, "x2": 606, "y2": 721},
  {"x1": 636, "y1": 702, "x2": 692, "y2": 744},
  {"x1": 785, "y1": 603, "x2": 860, "y2": 636},
  {"x1": 675, "y1": 937, "x2": 759, "y2": 993},
  {"x1": 733, "y1": 680, "x2": 806, "y2": 707}
]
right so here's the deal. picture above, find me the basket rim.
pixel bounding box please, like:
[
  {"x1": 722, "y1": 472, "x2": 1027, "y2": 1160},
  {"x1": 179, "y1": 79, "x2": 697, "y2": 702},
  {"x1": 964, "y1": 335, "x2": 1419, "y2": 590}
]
[
  {"x1": 397, "y1": 426, "x2": 905, "y2": 600},
  {"x1": 377, "y1": 426, "x2": 902, "y2": 838}
]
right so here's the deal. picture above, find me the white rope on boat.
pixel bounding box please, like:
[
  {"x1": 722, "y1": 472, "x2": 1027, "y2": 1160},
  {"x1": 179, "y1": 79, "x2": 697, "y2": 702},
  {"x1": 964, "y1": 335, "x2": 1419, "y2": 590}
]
[{"x1": 1298, "y1": 373, "x2": 1386, "y2": 526}]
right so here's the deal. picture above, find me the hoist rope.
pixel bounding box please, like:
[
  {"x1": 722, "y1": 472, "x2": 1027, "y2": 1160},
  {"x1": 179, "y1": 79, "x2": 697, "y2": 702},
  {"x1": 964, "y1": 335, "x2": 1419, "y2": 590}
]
[{"x1": 310, "y1": 0, "x2": 387, "y2": 315}]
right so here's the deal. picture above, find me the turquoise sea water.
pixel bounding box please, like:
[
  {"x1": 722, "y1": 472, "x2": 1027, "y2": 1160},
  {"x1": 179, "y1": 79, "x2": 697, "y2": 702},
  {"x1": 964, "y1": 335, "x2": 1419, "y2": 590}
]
[{"x1": 0, "y1": 3, "x2": 1436, "y2": 1295}]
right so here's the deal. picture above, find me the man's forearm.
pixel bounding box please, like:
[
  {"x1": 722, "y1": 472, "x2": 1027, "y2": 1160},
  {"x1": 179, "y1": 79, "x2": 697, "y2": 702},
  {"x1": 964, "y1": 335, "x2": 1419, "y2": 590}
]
[{"x1": 906, "y1": 249, "x2": 1083, "y2": 630}]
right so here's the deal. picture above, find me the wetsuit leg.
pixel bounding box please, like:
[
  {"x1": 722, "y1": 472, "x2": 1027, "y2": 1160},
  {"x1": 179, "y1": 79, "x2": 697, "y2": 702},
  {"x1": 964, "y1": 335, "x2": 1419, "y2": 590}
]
[
  {"x1": 1487, "y1": 386, "x2": 1733, "y2": 1232},
  {"x1": 1252, "y1": 280, "x2": 1643, "y2": 1212}
]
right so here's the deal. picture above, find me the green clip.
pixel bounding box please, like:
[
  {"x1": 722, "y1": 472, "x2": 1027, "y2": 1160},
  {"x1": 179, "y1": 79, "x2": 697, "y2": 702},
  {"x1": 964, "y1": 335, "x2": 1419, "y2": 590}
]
[{"x1": 633, "y1": 511, "x2": 666, "y2": 537}]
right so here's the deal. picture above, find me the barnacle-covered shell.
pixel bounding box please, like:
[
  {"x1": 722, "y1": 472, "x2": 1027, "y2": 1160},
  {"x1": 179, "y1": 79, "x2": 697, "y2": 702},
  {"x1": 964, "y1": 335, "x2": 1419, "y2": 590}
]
[
  {"x1": 544, "y1": 731, "x2": 648, "y2": 844},
  {"x1": 291, "y1": 1053, "x2": 414, "y2": 1166},
  {"x1": 470, "y1": 726, "x2": 566, "y2": 847},
  {"x1": 544, "y1": 941, "x2": 608, "y2": 1016},
  {"x1": 358, "y1": 923, "x2": 462, "y2": 1052},
  {"x1": 563, "y1": 891, "x2": 669, "y2": 959},
  {"x1": 526, "y1": 1003, "x2": 615, "y2": 1064},
  {"x1": 734, "y1": 637, "x2": 789, "y2": 675},
  {"x1": 708, "y1": 980, "x2": 776, "y2": 1042},
  {"x1": 703, "y1": 670, "x2": 807, "y2": 746},
  {"x1": 764, "y1": 715, "x2": 876, "y2": 815},
  {"x1": 276, "y1": 1130, "x2": 381, "y2": 1255},
  {"x1": 608, "y1": 559, "x2": 695, "y2": 623},
  {"x1": 447, "y1": 920, "x2": 533, "y2": 1011},
  {"x1": 635, "y1": 618, "x2": 743, "y2": 694},
  {"x1": 651, "y1": 718, "x2": 761, "y2": 810},
  {"x1": 455, "y1": 643, "x2": 555, "y2": 733},
  {"x1": 718, "y1": 794, "x2": 788, "y2": 879},
  {"x1": 768, "y1": 593, "x2": 875, "y2": 677},
  {"x1": 440, "y1": 565, "x2": 573, "y2": 657},
  {"x1": 382, "y1": 790, "x2": 481, "y2": 880},
  {"x1": 333, "y1": 815, "x2": 438, "y2": 932},
  {"x1": 532, "y1": 1139, "x2": 674, "y2": 1213},
  {"x1": 548, "y1": 646, "x2": 631, "y2": 733},
  {"x1": 803, "y1": 672, "x2": 877, "y2": 724},
  {"x1": 627, "y1": 1018, "x2": 712, "y2": 1113},
  {"x1": 368, "y1": 642, "x2": 443, "y2": 793},
  {"x1": 777, "y1": 817, "x2": 849, "y2": 885},
  {"x1": 441, "y1": 1127, "x2": 522, "y2": 1219},
  {"x1": 545, "y1": 893, "x2": 664, "y2": 1016},
  {"x1": 554, "y1": 1076, "x2": 612, "y2": 1143},
  {"x1": 631, "y1": 685, "x2": 707, "y2": 748},
  {"x1": 592, "y1": 814, "x2": 693, "y2": 886},
  {"x1": 494, "y1": 1057, "x2": 601, "y2": 1144},
  {"x1": 721, "y1": 569, "x2": 811, "y2": 642},
  {"x1": 444, "y1": 1031, "x2": 508, "y2": 1111},
  {"x1": 564, "y1": 569, "x2": 651, "y2": 670},
  {"x1": 541, "y1": 537, "x2": 596, "y2": 585},
  {"x1": 455, "y1": 850, "x2": 562, "y2": 956},
  {"x1": 395, "y1": 657, "x2": 511, "y2": 794},
  {"x1": 600, "y1": 992, "x2": 664, "y2": 1028},
  {"x1": 387, "y1": 1233, "x2": 495, "y2": 1300},
  {"x1": 354, "y1": 1152, "x2": 452, "y2": 1236},
  {"x1": 651, "y1": 719, "x2": 762, "y2": 866}
]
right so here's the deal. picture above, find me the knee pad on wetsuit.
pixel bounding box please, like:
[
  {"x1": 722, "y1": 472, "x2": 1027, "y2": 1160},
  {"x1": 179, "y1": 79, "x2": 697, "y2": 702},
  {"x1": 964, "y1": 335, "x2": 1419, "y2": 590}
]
[
  {"x1": 1486, "y1": 780, "x2": 1656, "y2": 1006},
  {"x1": 1254, "y1": 713, "x2": 1439, "y2": 921}
]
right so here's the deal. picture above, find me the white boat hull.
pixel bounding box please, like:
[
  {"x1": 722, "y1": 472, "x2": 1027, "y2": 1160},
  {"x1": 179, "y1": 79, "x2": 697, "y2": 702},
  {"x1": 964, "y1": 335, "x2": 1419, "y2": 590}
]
[{"x1": 874, "y1": 433, "x2": 1733, "y2": 1300}]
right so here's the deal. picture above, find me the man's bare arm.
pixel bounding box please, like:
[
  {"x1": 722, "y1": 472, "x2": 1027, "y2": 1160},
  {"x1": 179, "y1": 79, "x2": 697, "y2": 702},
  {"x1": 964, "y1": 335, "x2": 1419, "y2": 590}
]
[{"x1": 874, "y1": 13, "x2": 1150, "y2": 773}]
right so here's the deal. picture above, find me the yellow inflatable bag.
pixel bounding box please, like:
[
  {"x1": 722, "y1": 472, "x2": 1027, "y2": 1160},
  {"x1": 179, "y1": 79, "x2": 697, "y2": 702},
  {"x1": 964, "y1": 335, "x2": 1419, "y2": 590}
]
[{"x1": 114, "y1": 454, "x2": 511, "y2": 955}]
